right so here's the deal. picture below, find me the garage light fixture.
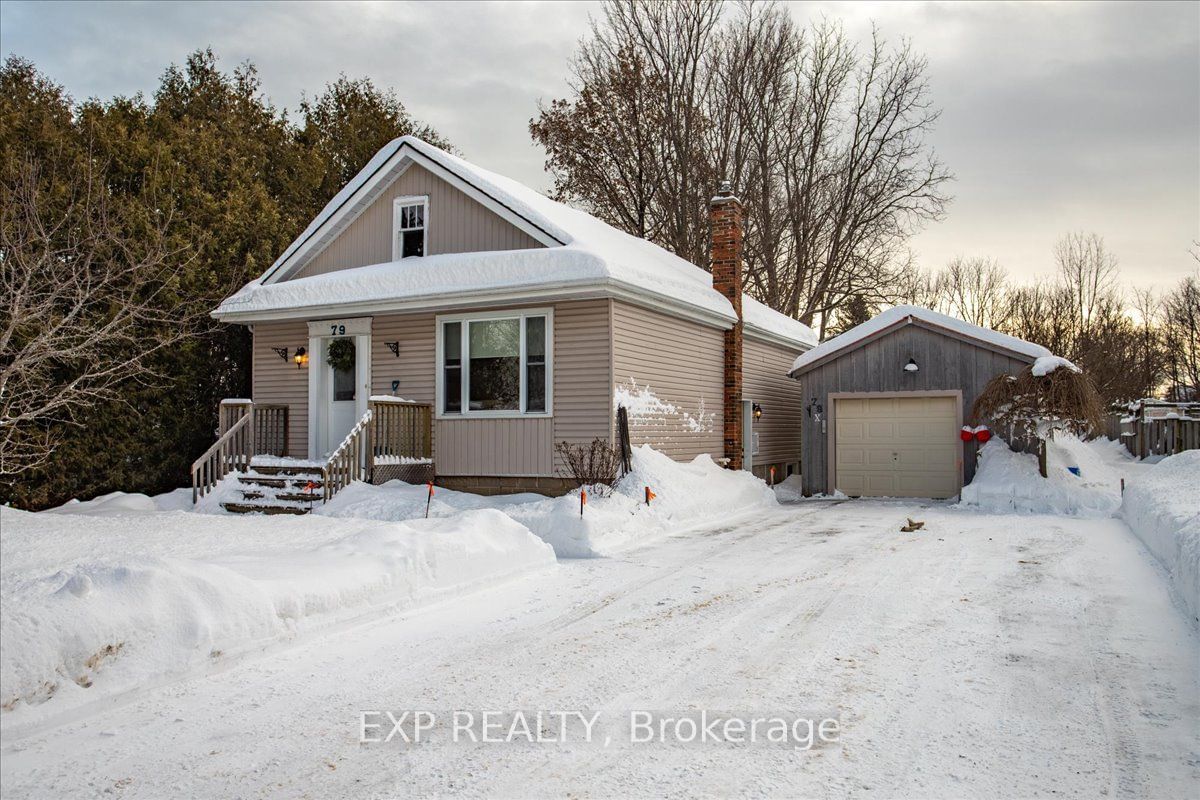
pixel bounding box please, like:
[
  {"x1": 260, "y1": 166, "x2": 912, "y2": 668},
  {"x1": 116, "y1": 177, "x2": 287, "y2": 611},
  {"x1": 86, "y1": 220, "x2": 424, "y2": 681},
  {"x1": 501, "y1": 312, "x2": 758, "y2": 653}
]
[
  {"x1": 752, "y1": 403, "x2": 763, "y2": 420},
  {"x1": 904, "y1": 358, "x2": 919, "y2": 373}
]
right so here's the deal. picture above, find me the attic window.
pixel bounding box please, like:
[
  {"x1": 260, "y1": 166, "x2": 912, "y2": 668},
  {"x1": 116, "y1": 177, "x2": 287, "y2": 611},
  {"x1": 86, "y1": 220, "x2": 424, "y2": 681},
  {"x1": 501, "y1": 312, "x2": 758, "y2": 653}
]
[{"x1": 392, "y1": 196, "x2": 427, "y2": 260}]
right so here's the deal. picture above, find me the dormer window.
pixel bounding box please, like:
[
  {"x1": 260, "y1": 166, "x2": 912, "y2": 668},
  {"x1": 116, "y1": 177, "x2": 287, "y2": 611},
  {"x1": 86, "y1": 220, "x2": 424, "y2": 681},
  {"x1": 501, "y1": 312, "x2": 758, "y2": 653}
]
[{"x1": 392, "y1": 196, "x2": 428, "y2": 260}]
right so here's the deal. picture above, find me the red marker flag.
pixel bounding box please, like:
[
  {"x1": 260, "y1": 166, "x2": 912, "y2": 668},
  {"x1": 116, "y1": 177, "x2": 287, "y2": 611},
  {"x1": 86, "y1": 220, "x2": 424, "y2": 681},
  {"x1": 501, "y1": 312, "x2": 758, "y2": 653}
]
[
  {"x1": 769, "y1": 466, "x2": 776, "y2": 487},
  {"x1": 644, "y1": 486, "x2": 656, "y2": 505},
  {"x1": 425, "y1": 481, "x2": 435, "y2": 518},
  {"x1": 580, "y1": 488, "x2": 587, "y2": 517}
]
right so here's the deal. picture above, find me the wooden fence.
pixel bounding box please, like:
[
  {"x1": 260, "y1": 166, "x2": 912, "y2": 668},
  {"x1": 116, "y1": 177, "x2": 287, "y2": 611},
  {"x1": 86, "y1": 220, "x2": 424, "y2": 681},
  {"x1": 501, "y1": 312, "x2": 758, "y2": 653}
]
[{"x1": 1108, "y1": 411, "x2": 1200, "y2": 458}]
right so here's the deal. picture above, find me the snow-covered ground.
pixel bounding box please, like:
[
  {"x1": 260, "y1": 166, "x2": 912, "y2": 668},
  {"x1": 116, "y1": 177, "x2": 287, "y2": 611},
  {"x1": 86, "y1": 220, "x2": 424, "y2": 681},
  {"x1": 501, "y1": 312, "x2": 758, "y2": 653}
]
[
  {"x1": 0, "y1": 506, "x2": 554, "y2": 732},
  {"x1": 2, "y1": 501, "x2": 1196, "y2": 797},
  {"x1": 2, "y1": 441, "x2": 1197, "y2": 798},
  {"x1": 1122, "y1": 450, "x2": 1200, "y2": 622}
]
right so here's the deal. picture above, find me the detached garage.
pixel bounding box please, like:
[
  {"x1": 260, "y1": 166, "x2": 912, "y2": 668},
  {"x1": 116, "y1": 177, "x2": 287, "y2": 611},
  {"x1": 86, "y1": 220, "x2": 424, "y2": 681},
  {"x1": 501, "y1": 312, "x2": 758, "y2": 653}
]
[{"x1": 788, "y1": 305, "x2": 1051, "y2": 499}]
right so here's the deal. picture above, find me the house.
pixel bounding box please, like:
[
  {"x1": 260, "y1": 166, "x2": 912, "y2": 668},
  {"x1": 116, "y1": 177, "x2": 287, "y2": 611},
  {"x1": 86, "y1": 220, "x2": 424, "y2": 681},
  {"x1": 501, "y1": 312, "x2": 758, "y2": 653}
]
[
  {"x1": 199, "y1": 136, "x2": 816, "y2": 509},
  {"x1": 787, "y1": 306, "x2": 1052, "y2": 499}
]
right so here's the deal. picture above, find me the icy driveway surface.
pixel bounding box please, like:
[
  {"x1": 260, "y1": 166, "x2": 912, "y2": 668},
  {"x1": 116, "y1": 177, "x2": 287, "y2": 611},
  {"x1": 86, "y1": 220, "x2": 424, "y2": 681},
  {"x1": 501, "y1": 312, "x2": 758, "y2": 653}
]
[{"x1": 4, "y1": 501, "x2": 1198, "y2": 799}]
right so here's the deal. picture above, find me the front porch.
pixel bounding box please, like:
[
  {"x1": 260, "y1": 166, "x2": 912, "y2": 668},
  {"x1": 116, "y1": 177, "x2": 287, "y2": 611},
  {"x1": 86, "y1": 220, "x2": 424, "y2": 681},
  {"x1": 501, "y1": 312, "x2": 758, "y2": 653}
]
[{"x1": 191, "y1": 396, "x2": 433, "y2": 513}]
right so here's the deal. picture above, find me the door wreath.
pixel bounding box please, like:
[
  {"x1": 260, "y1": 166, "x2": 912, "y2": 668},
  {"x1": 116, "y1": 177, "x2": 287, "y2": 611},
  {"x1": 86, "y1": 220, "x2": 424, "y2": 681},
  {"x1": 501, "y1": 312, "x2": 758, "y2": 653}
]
[{"x1": 326, "y1": 337, "x2": 356, "y2": 372}]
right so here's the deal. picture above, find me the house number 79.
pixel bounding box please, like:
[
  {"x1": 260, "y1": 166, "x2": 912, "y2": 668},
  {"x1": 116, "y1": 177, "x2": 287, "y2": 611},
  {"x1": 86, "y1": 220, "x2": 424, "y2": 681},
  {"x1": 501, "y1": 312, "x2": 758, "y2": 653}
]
[{"x1": 330, "y1": 324, "x2": 346, "y2": 335}]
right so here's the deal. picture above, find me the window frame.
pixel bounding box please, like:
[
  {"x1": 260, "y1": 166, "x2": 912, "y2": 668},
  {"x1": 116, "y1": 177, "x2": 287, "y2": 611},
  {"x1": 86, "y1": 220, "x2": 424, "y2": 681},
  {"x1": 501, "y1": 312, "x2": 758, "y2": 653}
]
[
  {"x1": 435, "y1": 308, "x2": 554, "y2": 419},
  {"x1": 391, "y1": 195, "x2": 430, "y2": 261}
]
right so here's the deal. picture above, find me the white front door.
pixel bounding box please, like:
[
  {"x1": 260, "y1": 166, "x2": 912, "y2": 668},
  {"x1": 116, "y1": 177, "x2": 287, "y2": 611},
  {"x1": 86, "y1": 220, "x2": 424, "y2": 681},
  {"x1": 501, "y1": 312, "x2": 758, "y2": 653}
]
[
  {"x1": 307, "y1": 318, "x2": 372, "y2": 459},
  {"x1": 326, "y1": 338, "x2": 359, "y2": 454}
]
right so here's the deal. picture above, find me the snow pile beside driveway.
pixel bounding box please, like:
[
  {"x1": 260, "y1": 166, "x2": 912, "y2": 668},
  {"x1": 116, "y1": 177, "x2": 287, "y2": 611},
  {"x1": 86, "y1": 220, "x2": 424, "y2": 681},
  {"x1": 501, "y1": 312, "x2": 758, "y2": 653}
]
[
  {"x1": 506, "y1": 445, "x2": 777, "y2": 557},
  {"x1": 959, "y1": 436, "x2": 1128, "y2": 517},
  {"x1": 1121, "y1": 451, "x2": 1200, "y2": 623},
  {"x1": 321, "y1": 445, "x2": 778, "y2": 558},
  {"x1": 0, "y1": 506, "x2": 553, "y2": 730}
]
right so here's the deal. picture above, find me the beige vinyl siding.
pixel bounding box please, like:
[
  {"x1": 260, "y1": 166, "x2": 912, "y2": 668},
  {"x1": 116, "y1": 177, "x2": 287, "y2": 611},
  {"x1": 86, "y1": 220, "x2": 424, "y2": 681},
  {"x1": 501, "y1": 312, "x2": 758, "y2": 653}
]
[
  {"x1": 743, "y1": 335, "x2": 804, "y2": 478},
  {"x1": 437, "y1": 418, "x2": 554, "y2": 476},
  {"x1": 364, "y1": 300, "x2": 611, "y2": 478},
  {"x1": 370, "y1": 313, "x2": 436, "y2": 403},
  {"x1": 296, "y1": 163, "x2": 543, "y2": 279},
  {"x1": 251, "y1": 320, "x2": 309, "y2": 458},
  {"x1": 552, "y1": 299, "x2": 614, "y2": 472},
  {"x1": 611, "y1": 300, "x2": 724, "y2": 461}
]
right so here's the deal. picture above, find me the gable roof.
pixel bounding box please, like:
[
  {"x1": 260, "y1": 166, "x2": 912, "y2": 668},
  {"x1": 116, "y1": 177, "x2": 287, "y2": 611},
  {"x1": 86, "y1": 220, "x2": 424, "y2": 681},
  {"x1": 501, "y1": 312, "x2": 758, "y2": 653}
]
[
  {"x1": 216, "y1": 136, "x2": 817, "y2": 350},
  {"x1": 788, "y1": 305, "x2": 1052, "y2": 377}
]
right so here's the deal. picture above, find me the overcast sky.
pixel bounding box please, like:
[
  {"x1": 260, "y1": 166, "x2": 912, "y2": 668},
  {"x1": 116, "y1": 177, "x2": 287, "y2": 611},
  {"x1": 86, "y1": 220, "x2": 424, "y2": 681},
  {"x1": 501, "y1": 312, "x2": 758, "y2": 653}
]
[{"x1": 2, "y1": 0, "x2": 1197, "y2": 290}]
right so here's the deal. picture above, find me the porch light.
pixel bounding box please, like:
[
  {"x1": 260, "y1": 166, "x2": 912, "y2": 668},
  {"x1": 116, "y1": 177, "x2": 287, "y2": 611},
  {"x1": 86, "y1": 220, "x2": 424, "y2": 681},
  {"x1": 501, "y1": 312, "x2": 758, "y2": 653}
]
[
  {"x1": 752, "y1": 403, "x2": 763, "y2": 420},
  {"x1": 904, "y1": 358, "x2": 919, "y2": 373},
  {"x1": 294, "y1": 347, "x2": 308, "y2": 369}
]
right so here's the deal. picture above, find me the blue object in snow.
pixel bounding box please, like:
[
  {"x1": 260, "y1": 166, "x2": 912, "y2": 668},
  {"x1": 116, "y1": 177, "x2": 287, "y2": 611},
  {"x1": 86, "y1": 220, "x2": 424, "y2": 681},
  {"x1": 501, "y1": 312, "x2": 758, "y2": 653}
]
[{"x1": 1067, "y1": 466, "x2": 1081, "y2": 477}]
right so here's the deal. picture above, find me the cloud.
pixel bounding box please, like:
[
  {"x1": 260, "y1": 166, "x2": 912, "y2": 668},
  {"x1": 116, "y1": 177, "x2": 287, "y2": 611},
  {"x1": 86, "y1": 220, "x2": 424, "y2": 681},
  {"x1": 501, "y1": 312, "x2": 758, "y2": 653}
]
[{"x1": 2, "y1": 0, "x2": 1197, "y2": 289}]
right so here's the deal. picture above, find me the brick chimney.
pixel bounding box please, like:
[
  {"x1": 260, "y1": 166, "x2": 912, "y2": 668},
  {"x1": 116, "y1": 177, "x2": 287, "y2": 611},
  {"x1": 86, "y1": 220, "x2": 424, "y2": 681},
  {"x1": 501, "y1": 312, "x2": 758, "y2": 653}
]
[{"x1": 710, "y1": 181, "x2": 743, "y2": 469}]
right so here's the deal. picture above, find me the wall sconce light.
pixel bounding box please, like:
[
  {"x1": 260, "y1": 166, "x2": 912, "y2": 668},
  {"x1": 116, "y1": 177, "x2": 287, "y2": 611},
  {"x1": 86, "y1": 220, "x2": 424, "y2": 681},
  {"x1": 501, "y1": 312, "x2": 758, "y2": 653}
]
[
  {"x1": 904, "y1": 358, "x2": 919, "y2": 373},
  {"x1": 272, "y1": 346, "x2": 289, "y2": 362},
  {"x1": 385, "y1": 341, "x2": 400, "y2": 357},
  {"x1": 752, "y1": 403, "x2": 763, "y2": 420},
  {"x1": 293, "y1": 346, "x2": 308, "y2": 369}
]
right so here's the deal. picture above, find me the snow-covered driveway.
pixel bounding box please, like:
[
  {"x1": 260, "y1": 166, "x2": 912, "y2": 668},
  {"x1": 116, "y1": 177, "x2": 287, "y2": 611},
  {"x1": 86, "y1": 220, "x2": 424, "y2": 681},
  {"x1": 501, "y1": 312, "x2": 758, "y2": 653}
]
[{"x1": 4, "y1": 501, "x2": 1197, "y2": 799}]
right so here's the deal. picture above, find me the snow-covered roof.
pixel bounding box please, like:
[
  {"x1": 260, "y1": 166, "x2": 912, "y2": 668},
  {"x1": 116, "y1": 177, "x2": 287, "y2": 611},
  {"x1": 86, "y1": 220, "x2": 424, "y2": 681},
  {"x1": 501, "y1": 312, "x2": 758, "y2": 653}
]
[
  {"x1": 216, "y1": 136, "x2": 816, "y2": 350},
  {"x1": 789, "y1": 305, "x2": 1052, "y2": 376}
]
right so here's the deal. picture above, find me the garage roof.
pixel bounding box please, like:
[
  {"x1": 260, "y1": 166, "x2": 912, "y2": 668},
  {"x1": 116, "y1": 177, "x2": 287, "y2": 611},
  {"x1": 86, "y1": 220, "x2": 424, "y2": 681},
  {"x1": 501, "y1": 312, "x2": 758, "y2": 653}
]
[{"x1": 789, "y1": 305, "x2": 1052, "y2": 377}]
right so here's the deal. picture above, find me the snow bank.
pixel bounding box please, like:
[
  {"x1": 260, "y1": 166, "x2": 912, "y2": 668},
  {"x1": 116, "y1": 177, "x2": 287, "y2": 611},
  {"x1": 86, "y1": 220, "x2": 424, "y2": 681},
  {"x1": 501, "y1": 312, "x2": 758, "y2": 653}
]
[
  {"x1": 319, "y1": 445, "x2": 777, "y2": 558},
  {"x1": 1121, "y1": 451, "x2": 1200, "y2": 623},
  {"x1": 47, "y1": 489, "x2": 193, "y2": 515},
  {"x1": 958, "y1": 436, "x2": 1129, "y2": 517},
  {"x1": 506, "y1": 446, "x2": 777, "y2": 557},
  {"x1": 0, "y1": 506, "x2": 553, "y2": 729}
]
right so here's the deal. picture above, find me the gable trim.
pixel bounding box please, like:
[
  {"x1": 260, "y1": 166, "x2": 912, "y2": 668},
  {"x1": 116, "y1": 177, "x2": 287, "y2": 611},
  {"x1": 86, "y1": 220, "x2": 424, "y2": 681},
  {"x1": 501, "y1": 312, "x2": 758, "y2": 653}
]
[
  {"x1": 789, "y1": 316, "x2": 1039, "y2": 378},
  {"x1": 262, "y1": 142, "x2": 565, "y2": 285}
]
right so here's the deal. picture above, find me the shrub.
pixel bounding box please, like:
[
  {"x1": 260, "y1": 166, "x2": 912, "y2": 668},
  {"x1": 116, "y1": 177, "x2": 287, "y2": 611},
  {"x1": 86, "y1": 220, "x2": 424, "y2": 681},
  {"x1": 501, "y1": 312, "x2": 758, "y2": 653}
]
[{"x1": 555, "y1": 438, "x2": 620, "y2": 494}]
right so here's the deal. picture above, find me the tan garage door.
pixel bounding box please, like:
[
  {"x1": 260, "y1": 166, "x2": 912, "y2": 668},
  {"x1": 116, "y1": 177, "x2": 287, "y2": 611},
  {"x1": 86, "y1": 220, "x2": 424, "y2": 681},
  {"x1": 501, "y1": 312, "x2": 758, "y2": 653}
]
[{"x1": 834, "y1": 395, "x2": 961, "y2": 498}]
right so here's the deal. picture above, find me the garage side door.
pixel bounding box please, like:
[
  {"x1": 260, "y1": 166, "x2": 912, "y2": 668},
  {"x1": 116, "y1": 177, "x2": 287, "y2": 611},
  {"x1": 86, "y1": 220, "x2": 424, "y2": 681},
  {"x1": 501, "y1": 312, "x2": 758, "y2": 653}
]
[{"x1": 834, "y1": 396, "x2": 960, "y2": 498}]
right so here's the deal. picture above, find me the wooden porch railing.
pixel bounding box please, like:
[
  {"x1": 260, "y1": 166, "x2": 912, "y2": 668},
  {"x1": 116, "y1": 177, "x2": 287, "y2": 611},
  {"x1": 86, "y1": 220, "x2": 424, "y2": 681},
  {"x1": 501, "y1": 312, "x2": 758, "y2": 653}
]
[
  {"x1": 322, "y1": 409, "x2": 373, "y2": 501},
  {"x1": 194, "y1": 397, "x2": 432, "y2": 506},
  {"x1": 322, "y1": 398, "x2": 434, "y2": 502},
  {"x1": 191, "y1": 412, "x2": 253, "y2": 503},
  {"x1": 369, "y1": 397, "x2": 433, "y2": 463},
  {"x1": 193, "y1": 400, "x2": 290, "y2": 502}
]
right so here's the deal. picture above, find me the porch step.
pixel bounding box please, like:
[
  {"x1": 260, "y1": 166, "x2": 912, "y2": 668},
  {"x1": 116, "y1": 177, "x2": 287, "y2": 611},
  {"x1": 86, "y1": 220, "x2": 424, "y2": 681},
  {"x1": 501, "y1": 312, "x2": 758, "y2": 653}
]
[
  {"x1": 221, "y1": 502, "x2": 311, "y2": 516},
  {"x1": 247, "y1": 464, "x2": 325, "y2": 477},
  {"x1": 238, "y1": 490, "x2": 323, "y2": 504},
  {"x1": 223, "y1": 467, "x2": 326, "y2": 514},
  {"x1": 238, "y1": 474, "x2": 324, "y2": 490}
]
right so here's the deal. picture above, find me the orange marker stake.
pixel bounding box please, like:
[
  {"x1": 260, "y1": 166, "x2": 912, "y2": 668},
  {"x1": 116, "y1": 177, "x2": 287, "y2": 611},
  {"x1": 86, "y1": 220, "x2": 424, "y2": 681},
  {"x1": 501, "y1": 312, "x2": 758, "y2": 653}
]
[
  {"x1": 769, "y1": 466, "x2": 776, "y2": 487},
  {"x1": 644, "y1": 486, "x2": 656, "y2": 505},
  {"x1": 425, "y1": 481, "x2": 435, "y2": 518},
  {"x1": 580, "y1": 487, "x2": 587, "y2": 517}
]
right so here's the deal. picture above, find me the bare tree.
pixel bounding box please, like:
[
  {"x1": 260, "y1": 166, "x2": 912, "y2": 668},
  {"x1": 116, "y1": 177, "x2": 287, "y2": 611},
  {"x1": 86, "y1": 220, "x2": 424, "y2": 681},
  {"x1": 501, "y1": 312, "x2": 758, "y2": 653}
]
[
  {"x1": 1054, "y1": 231, "x2": 1119, "y2": 330},
  {"x1": 1162, "y1": 273, "x2": 1200, "y2": 400},
  {"x1": 0, "y1": 165, "x2": 192, "y2": 475},
  {"x1": 934, "y1": 256, "x2": 1012, "y2": 329},
  {"x1": 532, "y1": 2, "x2": 951, "y2": 336}
]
